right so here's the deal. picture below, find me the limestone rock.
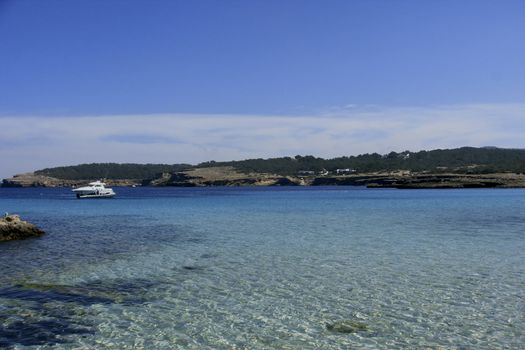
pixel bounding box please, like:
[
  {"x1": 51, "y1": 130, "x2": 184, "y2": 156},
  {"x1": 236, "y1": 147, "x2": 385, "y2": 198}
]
[
  {"x1": 0, "y1": 215, "x2": 45, "y2": 242},
  {"x1": 326, "y1": 320, "x2": 368, "y2": 333}
]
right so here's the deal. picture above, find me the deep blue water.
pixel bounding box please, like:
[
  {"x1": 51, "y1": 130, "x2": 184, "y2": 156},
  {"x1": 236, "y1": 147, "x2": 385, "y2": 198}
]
[{"x1": 0, "y1": 187, "x2": 524, "y2": 349}]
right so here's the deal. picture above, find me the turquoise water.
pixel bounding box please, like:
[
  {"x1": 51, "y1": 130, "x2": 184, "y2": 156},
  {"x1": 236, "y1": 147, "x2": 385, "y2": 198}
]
[{"x1": 0, "y1": 187, "x2": 524, "y2": 349}]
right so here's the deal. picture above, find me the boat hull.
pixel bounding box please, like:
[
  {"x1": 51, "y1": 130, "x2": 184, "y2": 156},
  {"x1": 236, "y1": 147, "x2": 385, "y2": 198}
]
[{"x1": 76, "y1": 193, "x2": 115, "y2": 199}]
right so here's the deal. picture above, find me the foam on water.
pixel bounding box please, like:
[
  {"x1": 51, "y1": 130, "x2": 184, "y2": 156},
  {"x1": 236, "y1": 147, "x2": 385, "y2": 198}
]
[{"x1": 0, "y1": 187, "x2": 524, "y2": 349}]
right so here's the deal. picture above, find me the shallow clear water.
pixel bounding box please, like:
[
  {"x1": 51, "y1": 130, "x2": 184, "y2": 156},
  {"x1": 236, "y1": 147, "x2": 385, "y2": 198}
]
[{"x1": 0, "y1": 187, "x2": 524, "y2": 349}]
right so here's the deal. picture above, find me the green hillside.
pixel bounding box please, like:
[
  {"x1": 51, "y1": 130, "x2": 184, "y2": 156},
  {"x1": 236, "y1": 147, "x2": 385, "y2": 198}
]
[
  {"x1": 35, "y1": 163, "x2": 191, "y2": 180},
  {"x1": 203, "y1": 147, "x2": 525, "y2": 175},
  {"x1": 34, "y1": 147, "x2": 525, "y2": 180}
]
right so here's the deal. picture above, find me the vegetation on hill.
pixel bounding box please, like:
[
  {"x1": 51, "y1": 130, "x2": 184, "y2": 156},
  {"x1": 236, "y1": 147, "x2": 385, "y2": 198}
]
[
  {"x1": 200, "y1": 147, "x2": 525, "y2": 175},
  {"x1": 32, "y1": 147, "x2": 525, "y2": 180},
  {"x1": 35, "y1": 163, "x2": 191, "y2": 180}
]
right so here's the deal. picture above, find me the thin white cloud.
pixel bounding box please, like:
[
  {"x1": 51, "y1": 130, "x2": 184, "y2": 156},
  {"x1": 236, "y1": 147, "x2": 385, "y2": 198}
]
[{"x1": 1, "y1": 103, "x2": 524, "y2": 178}]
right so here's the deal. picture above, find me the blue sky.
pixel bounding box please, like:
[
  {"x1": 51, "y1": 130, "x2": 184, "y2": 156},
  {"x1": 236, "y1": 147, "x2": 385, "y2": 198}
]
[{"x1": 1, "y1": 0, "x2": 525, "y2": 177}]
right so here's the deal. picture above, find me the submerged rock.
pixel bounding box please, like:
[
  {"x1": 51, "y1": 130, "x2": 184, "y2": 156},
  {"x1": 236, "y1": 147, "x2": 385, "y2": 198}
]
[
  {"x1": 0, "y1": 215, "x2": 45, "y2": 242},
  {"x1": 326, "y1": 320, "x2": 369, "y2": 333},
  {"x1": 4, "y1": 278, "x2": 154, "y2": 306}
]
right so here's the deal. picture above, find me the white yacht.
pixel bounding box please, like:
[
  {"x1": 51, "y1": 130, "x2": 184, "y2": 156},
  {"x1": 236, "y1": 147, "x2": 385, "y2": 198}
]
[{"x1": 72, "y1": 181, "x2": 116, "y2": 199}]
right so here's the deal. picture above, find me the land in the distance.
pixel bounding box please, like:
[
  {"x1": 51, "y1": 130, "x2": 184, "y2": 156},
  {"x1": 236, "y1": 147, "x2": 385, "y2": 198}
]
[{"x1": 4, "y1": 147, "x2": 525, "y2": 189}]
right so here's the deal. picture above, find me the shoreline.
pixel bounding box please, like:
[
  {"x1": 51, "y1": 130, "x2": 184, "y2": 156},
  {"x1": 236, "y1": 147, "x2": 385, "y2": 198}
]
[{"x1": 4, "y1": 169, "x2": 525, "y2": 189}]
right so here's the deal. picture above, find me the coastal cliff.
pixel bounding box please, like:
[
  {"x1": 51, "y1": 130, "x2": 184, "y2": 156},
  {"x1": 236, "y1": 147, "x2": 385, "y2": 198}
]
[
  {"x1": 0, "y1": 215, "x2": 45, "y2": 242},
  {"x1": 4, "y1": 168, "x2": 525, "y2": 189},
  {"x1": 99, "y1": 167, "x2": 525, "y2": 188},
  {"x1": 363, "y1": 173, "x2": 525, "y2": 188},
  {"x1": 141, "y1": 167, "x2": 301, "y2": 187},
  {"x1": 2, "y1": 173, "x2": 76, "y2": 187},
  {"x1": 2, "y1": 173, "x2": 141, "y2": 188}
]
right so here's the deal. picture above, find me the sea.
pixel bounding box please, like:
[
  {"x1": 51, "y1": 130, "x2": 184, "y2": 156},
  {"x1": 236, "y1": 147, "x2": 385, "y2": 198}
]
[{"x1": 0, "y1": 187, "x2": 524, "y2": 349}]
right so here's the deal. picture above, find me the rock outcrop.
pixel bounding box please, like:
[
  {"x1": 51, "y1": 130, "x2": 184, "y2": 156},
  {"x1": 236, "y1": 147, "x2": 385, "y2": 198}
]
[
  {"x1": 5, "y1": 168, "x2": 525, "y2": 189},
  {"x1": 364, "y1": 173, "x2": 525, "y2": 188},
  {"x1": 326, "y1": 320, "x2": 369, "y2": 333},
  {"x1": 0, "y1": 215, "x2": 45, "y2": 242},
  {"x1": 2, "y1": 173, "x2": 141, "y2": 188},
  {"x1": 141, "y1": 167, "x2": 303, "y2": 187},
  {"x1": 2, "y1": 173, "x2": 71, "y2": 187}
]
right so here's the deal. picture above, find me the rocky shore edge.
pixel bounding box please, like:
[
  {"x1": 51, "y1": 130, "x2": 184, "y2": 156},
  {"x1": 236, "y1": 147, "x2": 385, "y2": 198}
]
[
  {"x1": 3, "y1": 167, "x2": 525, "y2": 189},
  {"x1": 0, "y1": 215, "x2": 45, "y2": 242}
]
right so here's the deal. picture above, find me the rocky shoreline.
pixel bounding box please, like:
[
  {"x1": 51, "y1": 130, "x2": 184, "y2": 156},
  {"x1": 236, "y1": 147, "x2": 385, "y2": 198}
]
[
  {"x1": 0, "y1": 215, "x2": 45, "y2": 242},
  {"x1": 4, "y1": 167, "x2": 525, "y2": 189},
  {"x1": 1, "y1": 173, "x2": 141, "y2": 188}
]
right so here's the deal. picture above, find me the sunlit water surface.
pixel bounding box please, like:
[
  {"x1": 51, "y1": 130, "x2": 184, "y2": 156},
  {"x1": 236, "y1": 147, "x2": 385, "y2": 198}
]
[{"x1": 0, "y1": 187, "x2": 524, "y2": 349}]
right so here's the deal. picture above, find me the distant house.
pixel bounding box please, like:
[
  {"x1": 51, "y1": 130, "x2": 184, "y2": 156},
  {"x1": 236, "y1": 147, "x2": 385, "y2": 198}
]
[
  {"x1": 298, "y1": 170, "x2": 315, "y2": 176},
  {"x1": 336, "y1": 168, "x2": 356, "y2": 175}
]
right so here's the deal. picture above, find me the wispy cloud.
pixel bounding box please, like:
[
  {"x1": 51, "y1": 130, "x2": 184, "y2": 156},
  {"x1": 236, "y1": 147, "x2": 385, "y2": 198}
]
[
  {"x1": 100, "y1": 133, "x2": 183, "y2": 144},
  {"x1": 1, "y1": 103, "x2": 525, "y2": 178}
]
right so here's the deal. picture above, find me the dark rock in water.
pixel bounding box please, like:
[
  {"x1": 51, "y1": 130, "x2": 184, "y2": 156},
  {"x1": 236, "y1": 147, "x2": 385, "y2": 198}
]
[
  {"x1": 182, "y1": 265, "x2": 206, "y2": 271},
  {"x1": 0, "y1": 317, "x2": 92, "y2": 347},
  {"x1": 326, "y1": 320, "x2": 368, "y2": 333},
  {"x1": 0, "y1": 215, "x2": 45, "y2": 242},
  {"x1": 11, "y1": 279, "x2": 154, "y2": 305},
  {"x1": 0, "y1": 284, "x2": 114, "y2": 305},
  {"x1": 0, "y1": 278, "x2": 158, "y2": 348}
]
